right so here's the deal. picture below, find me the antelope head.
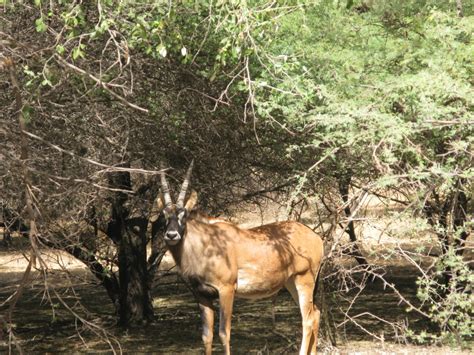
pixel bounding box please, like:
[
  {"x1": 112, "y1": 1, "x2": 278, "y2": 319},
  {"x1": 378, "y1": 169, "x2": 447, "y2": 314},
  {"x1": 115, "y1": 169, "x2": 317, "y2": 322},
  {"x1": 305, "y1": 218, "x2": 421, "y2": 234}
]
[{"x1": 159, "y1": 160, "x2": 196, "y2": 246}]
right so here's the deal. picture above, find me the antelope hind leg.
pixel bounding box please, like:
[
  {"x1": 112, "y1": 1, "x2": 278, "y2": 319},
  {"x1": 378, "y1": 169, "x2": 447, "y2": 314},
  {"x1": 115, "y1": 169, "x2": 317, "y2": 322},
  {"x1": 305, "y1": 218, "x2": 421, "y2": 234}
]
[
  {"x1": 294, "y1": 273, "x2": 318, "y2": 355},
  {"x1": 308, "y1": 303, "x2": 321, "y2": 354}
]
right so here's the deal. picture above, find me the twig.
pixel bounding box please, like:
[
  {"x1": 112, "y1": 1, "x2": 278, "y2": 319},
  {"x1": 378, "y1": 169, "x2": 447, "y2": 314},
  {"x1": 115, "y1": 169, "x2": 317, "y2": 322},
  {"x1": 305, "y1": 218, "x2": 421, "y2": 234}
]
[
  {"x1": 55, "y1": 55, "x2": 148, "y2": 113},
  {"x1": 21, "y1": 130, "x2": 165, "y2": 175}
]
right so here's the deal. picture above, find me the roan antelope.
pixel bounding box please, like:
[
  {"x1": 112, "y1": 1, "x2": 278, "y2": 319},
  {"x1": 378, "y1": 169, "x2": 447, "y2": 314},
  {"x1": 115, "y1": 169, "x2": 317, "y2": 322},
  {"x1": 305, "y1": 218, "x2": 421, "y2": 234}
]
[{"x1": 158, "y1": 161, "x2": 324, "y2": 355}]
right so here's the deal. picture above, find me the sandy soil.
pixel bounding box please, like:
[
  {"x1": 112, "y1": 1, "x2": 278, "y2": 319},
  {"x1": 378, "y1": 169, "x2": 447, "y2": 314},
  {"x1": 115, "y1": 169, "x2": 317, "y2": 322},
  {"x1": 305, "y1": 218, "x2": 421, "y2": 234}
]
[
  {"x1": 0, "y1": 245, "x2": 471, "y2": 354},
  {"x1": 0, "y1": 194, "x2": 472, "y2": 353}
]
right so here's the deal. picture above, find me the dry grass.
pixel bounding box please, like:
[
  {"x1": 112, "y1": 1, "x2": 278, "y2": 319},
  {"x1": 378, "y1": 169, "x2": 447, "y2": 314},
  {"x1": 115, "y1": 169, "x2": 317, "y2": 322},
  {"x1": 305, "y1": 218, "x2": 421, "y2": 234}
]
[
  {"x1": 0, "y1": 194, "x2": 472, "y2": 353},
  {"x1": 0, "y1": 242, "x2": 471, "y2": 354}
]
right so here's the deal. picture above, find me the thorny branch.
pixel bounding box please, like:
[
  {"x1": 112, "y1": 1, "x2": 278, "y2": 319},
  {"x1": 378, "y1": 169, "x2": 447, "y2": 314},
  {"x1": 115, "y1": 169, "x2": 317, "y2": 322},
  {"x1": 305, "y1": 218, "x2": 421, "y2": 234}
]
[{"x1": 54, "y1": 56, "x2": 149, "y2": 114}]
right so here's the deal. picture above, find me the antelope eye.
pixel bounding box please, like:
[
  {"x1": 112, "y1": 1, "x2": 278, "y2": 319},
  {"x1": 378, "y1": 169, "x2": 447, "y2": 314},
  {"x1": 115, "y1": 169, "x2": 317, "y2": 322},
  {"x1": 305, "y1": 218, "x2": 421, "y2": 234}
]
[{"x1": 178, "y1": 210, "x2": 185, "y2": 220}]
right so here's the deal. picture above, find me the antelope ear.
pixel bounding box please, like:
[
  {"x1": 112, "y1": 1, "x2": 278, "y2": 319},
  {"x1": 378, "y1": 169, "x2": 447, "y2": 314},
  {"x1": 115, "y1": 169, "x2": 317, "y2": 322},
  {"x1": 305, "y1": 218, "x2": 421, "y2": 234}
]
[
  {"x1": 184, "y1": 190, "x2": 198, "y2": 211},
  {"x1": 150, "y1": 191, "x2": 165, "y2": 223}
]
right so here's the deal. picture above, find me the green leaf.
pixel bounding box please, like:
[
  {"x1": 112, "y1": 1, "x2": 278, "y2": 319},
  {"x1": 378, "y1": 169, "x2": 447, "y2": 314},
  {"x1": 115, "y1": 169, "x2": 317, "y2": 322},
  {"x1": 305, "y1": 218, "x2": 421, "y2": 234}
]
[
  {"x1": 41, "y1": 78, "x2": 52, "y2": 86},
  {"x1": 35, "y1": 17, "x2": 47, "y2": 33},
  {"x1": 22, "y1": 106, "x2": 33, "y2": 123},
  {"x1": 56, "y1": 45, "x2": 65, "y2": 55},
  {"x1": 157, "y1": 45, "x2": 167, "y2": 58},
  {"x1": 23, "y1": 66, "x2": 36, "y2": 77},
  {"x1": 72, "y1": 45, "x2": 85, "y2": 60}
]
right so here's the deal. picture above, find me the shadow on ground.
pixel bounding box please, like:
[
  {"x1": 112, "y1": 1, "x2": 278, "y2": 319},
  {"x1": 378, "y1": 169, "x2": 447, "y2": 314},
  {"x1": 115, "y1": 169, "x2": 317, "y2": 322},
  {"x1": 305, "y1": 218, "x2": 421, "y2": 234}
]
[{"x1": 0, "y1": 247, "x2": 471, "y2": 354}]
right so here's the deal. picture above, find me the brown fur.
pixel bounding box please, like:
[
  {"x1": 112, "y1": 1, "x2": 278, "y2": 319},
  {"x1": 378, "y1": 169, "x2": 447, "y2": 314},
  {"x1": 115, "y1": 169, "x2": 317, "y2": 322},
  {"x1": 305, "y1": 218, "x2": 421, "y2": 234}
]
[
  {"x1": 159, "y1": 183, "x2": 323, "y2": 354},
  {"x1": 166, "y1": 212, "x2": 323, "y2": 355}
]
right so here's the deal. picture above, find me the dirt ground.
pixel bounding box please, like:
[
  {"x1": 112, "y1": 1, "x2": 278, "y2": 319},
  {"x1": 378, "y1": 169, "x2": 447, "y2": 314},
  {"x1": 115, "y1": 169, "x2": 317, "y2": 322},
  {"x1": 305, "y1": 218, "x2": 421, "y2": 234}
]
[{"x1": 0, "y1": 243, "x2": 472, "y2": 354}]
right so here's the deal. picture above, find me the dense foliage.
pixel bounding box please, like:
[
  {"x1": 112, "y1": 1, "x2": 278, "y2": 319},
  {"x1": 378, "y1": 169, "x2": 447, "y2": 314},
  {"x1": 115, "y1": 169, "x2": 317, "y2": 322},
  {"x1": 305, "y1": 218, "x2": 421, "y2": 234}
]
[{"x1": 1, "y1": 0, "x2": 472, "y2": 348}]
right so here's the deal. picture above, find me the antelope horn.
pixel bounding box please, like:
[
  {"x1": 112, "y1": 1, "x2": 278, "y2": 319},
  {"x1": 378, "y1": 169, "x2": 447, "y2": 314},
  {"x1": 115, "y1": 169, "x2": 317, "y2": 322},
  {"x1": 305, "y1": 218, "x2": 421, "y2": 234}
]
[
  {"x1": 176, "y1": 159, "x2": 194, "y2": 208},
  {"x1": 160, "y1": 162, "x2": 173, "y2": 207}
]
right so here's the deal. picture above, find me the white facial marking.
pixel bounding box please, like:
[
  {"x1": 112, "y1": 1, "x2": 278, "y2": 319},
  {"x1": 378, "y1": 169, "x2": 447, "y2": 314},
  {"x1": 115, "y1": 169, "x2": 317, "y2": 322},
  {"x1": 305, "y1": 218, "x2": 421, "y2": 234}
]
[
  {"x1": 178, "y1": 211, "x2": 185, "y2": 225},
  {"x1": 164, "y1": 230, "x2": 181, "y2": 245}
]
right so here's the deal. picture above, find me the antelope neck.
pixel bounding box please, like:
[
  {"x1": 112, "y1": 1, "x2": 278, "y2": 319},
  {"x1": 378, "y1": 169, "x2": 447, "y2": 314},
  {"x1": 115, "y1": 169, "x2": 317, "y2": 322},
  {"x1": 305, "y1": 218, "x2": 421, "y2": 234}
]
[{"x1": 166, "y1": 220, "x2": 206, "y2": 273}]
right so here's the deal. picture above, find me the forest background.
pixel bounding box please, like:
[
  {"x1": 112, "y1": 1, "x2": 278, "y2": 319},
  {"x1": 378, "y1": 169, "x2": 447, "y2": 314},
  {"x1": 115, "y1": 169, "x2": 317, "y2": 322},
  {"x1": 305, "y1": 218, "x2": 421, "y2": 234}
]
[{"x1": 0, "y1": 0, "x2": 472, "y2": 353}]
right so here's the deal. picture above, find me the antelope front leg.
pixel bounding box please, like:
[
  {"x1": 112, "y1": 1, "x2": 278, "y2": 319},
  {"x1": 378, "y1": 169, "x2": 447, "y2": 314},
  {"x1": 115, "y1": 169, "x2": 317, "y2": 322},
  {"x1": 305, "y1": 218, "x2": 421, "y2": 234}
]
[
  {"x1": 198, "y1": 297, "x2": 215, "y2": 355},
  {"x1": 218, "y1": 286, "x2": 235, "y2": 355}
]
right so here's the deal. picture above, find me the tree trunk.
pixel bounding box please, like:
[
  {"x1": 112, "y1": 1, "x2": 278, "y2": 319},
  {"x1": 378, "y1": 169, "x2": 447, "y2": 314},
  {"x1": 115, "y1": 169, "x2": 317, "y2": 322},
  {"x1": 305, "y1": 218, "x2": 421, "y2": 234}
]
[
  {"x1": 107, "y1": 165, "x2": 154, "y2": 326},
  {"x1": 337, "y1": 174, "x2": 369, "y2": 266},
  {"x1": 424, "y1": 184, "x2": 469, "y2": 287},
  {"x1": 118, "y1": 218, "x2": 154, "y2": 325},
  {"x1": 147, "y1": 213, "x2": 166, "y2": 293},
  {"x1": 67, "y1": 245, "x2": 120, "y2": 308},
  {"x1": 453, "y1": 180, "x2": 469, "y2": 256},
  {"x1": 456, "y1": 0, "x2": 463, "y2": 17}
]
